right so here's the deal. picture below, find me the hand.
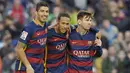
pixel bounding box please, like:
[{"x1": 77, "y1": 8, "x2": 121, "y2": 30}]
[
  {"x1": 94, "y1": 39, "x2": 102, "y2": 46},
  {"x1": 26, "y1": 65, "x2": 34, "y2": 73}
]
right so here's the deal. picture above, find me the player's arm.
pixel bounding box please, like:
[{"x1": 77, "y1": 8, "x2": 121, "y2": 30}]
[
  {"x1": 15, "y1": 26, "x2": 34, "y2": 73},
  {"x1": 15, "y1": 41, "x2": 34, "y2": 73},
  {"x1": 93, "y1": 32, "x2": 103, "y2": 57}
]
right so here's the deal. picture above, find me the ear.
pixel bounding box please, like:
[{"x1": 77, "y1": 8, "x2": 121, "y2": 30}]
[{"x1": 78, "y1": 19, "x2": 81, "y2": 25}]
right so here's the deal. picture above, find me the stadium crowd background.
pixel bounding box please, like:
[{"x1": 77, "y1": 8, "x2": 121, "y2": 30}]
[{"x1": 0, "y1": 0, "x2": 130, "y2": 73}]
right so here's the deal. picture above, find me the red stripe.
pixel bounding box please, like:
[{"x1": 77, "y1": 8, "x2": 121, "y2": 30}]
[
  {"x1": 33, "y1": 29, "x2": 47, "y2": 38},
  {"x1": 69, "y1": 60, "x2": 93, "y2": 67},
  {"x1": 47, "y1": 58, "x2": 66, "y2": 68},
  {"x1": 25, "y1": 48, "x2": 45, "y2": 54},
  {"x1": 67, "y1": 68, "x2": 92, "y2": 73},
  {"x1": 49, "y1": 37, "x2": 66, "y2": 42},
  {"x1": 15, "y1": 71, "x2": 26, "y2": 73},
  {"x1": 27, "y1": 57, "x2": 43, "y2": 64},
  {"x1": 69, "y1": 40, "x2": 94, "y2": 46},
  {"x1": 47, "y1": 46, "x2": 56, "y2": 50},
  {"x1": 47, "y1": 51, "x2": 65, "y2": 59},
  {"x1": 29, "y1": 38, "x2": 47, "y2": 44}
]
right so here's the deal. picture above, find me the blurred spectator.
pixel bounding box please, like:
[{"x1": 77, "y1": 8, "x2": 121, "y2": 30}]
[
  {"x1": 0, "y1": 0, "x2": 6, "y2": 14},
  {"x1": 117, "y1": 50, "x2": 126, "y2": 73},
  {"x1": 61, "y1": 0, "x2": 75, "y2": 9},
  {"x1": 4, "y1": 16, "x2": 21, "y2": 39},
  {"x1": 124, "y1": 31, "x2": 130, "y2": 45},
  {"x1": 0, "y1": 22, "x2": 5, "y2": 41},
  {"x1": 124, "y1": 47, "x2": 130, "y2": 73},
  {"x1": 0, "y1": 56, "x2": 2, "y2": 73},
  {"x1": 109, "y1": 1, "x2": 119, "y2": 18},
  {"x1": 117, "y1": 0, "x2": 125, "y2": 9},
  {"x1": 0, "y1": 31, "x2": 16, "y2": 73},
  {"x1": 95, "y1": 0, "x2": 112, "y2": 24},
  {"x1": 48, "y1": 6, "x2": 61, "y2": 28},
  {"x1": 112, "y1": 32, "x2": 127, "y2": 52},
  {"x1": 0, "y1": 31, "x2": 12, "y2": 58},
  {"x1": 95, "y1": 48, "x2": 108, "y2": 73},
  {"x1": 114, "y1": 10, "x2": 129, "y2": 32},
  {"x1": 2, "y1": 51, "x2": 16, "y2": 73},
  {"x1": 9, "y1": 0, "x2": 25, "y2": 24},
  {"x1": 123, "y1": 0, "x2": 130, "y2": 16},
  {"x1": 102, "y1": 46, "x2": 118, "y2": 73},
  {"x1": 100, "y1": 19, "x2": 118, "y2": 45},
  {"x1": 74, "y1": 0, "x2": 87, "y2": 10}
]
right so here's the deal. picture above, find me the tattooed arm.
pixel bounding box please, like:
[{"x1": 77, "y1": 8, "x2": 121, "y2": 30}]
[{"x1": 15, "y1": 41, "x2": 34, "y2": 73}]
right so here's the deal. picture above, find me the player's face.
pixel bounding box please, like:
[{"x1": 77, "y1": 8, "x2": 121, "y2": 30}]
[
  {"x1": 37, "y1": 6, "x2": 49, "y2": 23},
  {"x1": 79, "y1": 16, "x2": 92, "y2": 30},
  {"x1": 58, "y1": 17, "x2": 70, "y2": 33}
]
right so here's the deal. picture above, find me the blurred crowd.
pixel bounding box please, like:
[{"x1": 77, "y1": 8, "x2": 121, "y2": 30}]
[{"x1": 0, "y1": 0, "x2": 130, "y2": 73}]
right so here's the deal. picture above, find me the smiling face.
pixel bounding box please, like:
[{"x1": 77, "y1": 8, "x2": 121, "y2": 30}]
[
  {"x1": 36, "y1": 6, "x2": 49, "y2": 23},
  {"x1": 78, "y1": 16, "x2": 92, "y2": 30},
  {"x1": 77, "y1": 11, "x2": 93, "y2": 30},
  {"x1": 58, "y1": 17, "x2": 70, "y2": 33}
]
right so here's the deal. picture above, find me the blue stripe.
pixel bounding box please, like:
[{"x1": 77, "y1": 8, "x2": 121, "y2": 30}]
[
  {"x1": 70, "y1": 55, "x2": 93, "y2": 61},
  {"x1": 47, "y1": 64, "x2": 67, "y2": 73},
  {"x1": 69, "y1": 64, "x2": 92, "y2": 71},
  {"x1": 32, "y1": 34, "x2": 47, "y2": 40},
  {"x1": 26, "y1": 53, "x2": 44, "y2": 58},
  {"x1": 69, "y1": 45, "x2": 93, "y2": 50},
  {"x1": 48, "y1": 40, "x2": 67, "y2": 46},
  {"x1": 48, "y1": 49, "x2": 66, "y2": 54},
  {"x1": 28, "y1": 44, "x2": 46, "y2": 48},
  {"x1": 47, "y1": 55, "x2": 66, "y2": 64}
]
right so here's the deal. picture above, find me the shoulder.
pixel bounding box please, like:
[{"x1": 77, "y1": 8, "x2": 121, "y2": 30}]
[
  {"x1": 22, "y1": 21, "x2": 36, "y2": 35},
  {"x1": 90, "y1": 27, "x2": 99, "y2": 33},
  {"x1": 90, "y1": 27, "x2": 101, "y2": 39},
  {"x1": 48, "y1": 28, "x2": 55, "y2": 37},
  {"x1": 24, "y1": 21, "x2": 35, "y2": 29}
]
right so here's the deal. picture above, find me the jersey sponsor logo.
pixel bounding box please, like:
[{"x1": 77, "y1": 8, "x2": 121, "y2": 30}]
[
  {"x1": 73, "y1": 50, "x2": 90, "y2": 58},
  {"x1": 56, "y1": 43, "x2": 66, "y2": 50},
  {"x1": 37, "y1": 38, "x2": 47, "y2": 45},
  {"x1": 20, "y1": 31, "x2": 28, "y2": 40}
]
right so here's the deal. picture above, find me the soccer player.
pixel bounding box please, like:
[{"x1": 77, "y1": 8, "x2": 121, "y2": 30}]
[
  {"x1": 15, "y1": 1, "x2": 49, "y2": 73},
  {"x1": 46, "y1": 13, "x2": 70, "y2": 73},
  {"x1": 67, "y1": 11, "x2": 102, "y2": 73}
]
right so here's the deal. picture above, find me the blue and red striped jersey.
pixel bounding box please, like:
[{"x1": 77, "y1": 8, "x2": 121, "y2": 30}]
[
  {"x1": 67, "y1": 28, "x2": 102, "y2": 73},
  {"x1": 46, "y1": 28, "x2": 68, "y2": 73},
  {"x1": 15, "y1": 20, "x2": 48, "y2": 73}
]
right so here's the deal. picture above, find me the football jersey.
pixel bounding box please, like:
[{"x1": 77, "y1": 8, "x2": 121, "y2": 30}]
[
  {"x1": 67, "y1": 28, "x2": 102, "y2": 73},
  {"x1": 15, "y1": 20, "x2": 48, "y2": 73},
  {"x1": 46, "y1": 28, "x2": 68, "y2": 73}
]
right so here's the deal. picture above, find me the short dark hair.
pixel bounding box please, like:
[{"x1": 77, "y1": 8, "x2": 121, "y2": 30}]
[
  {"x1": 36, "y1": 1, "x2": 49, "y2": 11},
  {"x1": 57, "y1": 13, "x2": 70, "y2": 20},
  {"x1": 77, "y1": 11, "x2": 93, "y2": 20}
]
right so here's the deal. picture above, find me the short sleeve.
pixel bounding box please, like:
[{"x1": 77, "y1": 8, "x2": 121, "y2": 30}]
[{"x1": 19, "y1": 26, "x2": 32, "y2": 44}]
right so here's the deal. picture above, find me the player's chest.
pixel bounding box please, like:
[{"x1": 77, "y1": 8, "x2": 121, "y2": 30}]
[
  {"x1": 29, "y1": 28, "x2": 48, "y2": 46},
  {"x1": 69, "y1": 32, "x2": 96, "y2": 50},
  {"x1": 47, "y1": 35, "x2": 68, "y2": 51}
]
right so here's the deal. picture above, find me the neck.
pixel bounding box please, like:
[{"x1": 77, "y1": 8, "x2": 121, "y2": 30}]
[
  {"x1": 77, "y1": 25, "x2": 89, "y2": 35},
  {"x1": 34, "y1": 17, "x2": 44, "y2": 27}
]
